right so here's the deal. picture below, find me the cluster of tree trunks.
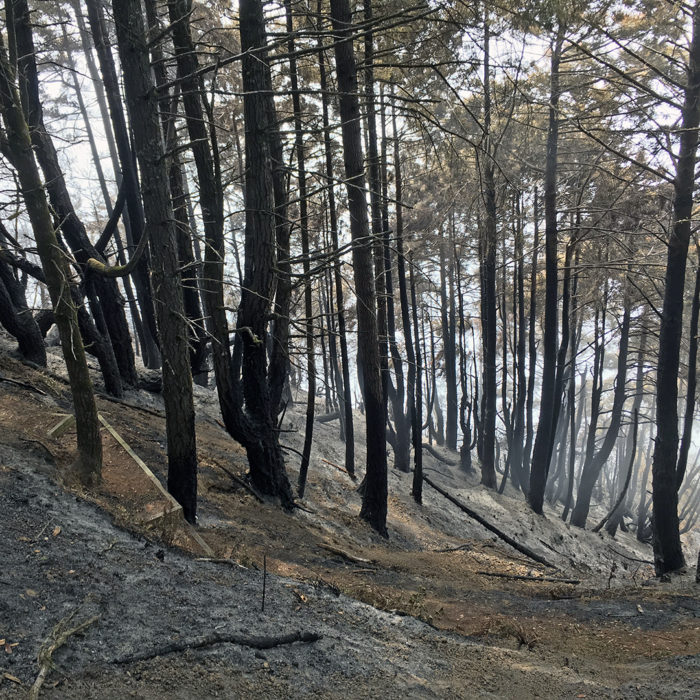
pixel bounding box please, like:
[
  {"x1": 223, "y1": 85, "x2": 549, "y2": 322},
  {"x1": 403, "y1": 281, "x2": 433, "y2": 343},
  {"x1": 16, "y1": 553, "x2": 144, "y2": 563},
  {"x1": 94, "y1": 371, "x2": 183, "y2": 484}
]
[{"x1": 0, "y1": 0, "x2": 697, "y2": 566}]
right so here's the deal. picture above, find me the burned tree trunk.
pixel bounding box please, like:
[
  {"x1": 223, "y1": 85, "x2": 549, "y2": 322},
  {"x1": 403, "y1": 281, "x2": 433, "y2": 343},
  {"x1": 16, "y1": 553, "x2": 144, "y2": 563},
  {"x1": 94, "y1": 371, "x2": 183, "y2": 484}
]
[
  {"x1": 11, "y1": 0, "x2": 128, "y2": 395},
  {"x1": 234, "y1": 0, "x2": 294, "y2": 505},
  {"x1": 112, "y1": 0, "x2": 198, "y2": 521},
  {"x1": 330, "y1": 0, "x2": 387, "y2": 536},
  {"x1": 84, "y1": 0, "x2": 161, "y2": 370},
  {"x1": 0, "y1": 241, "x2": 46, "y2": 366},
  {"x1": 0, "y1": 40, "x2": 101, "y2": 482},
  {"x1": 316, "y1": 6, "x2": 354, "y2": 475},
  {"x1": 651, "y1": 1, "x2": 700, "y2": 574},
  {"x1": 528, "y1": 29, "x2": 564, "y2": 514},
  {"x1": 571, "y1": 305, "x2": 631, "y2": 528}
]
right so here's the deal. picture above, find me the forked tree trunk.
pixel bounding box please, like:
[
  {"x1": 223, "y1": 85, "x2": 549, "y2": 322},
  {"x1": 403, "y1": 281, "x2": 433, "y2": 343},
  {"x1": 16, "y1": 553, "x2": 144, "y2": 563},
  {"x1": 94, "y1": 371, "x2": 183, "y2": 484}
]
[
  {"x1": 12, "y1": 0, "x2": 129, "y2": 396},
  {"x1": 394, "y1": 99, "x2": 417, "y2": 477},
  {"x1": 605, "y1": 325, "x2": 647, "y2": 536},
  {"x1": 523, "y1": 189, "x2": 539, "y2": 481},
  {"x1": 234, "y1": 0, "x2": 294, "y2": 505},
  {"x1": 480, "y1": 14, "x2": 497, "y2": 489},
  {"x1": 69, "y1": 1, "x2": 147, "y2": 359},
  {"x1": 285, "y1": 0, "x2": 315, "y2": 498},
  {"x1": 508, "y1": 192, "x2": 527, "y2": 490},
  {"x1": 676, "y1": 247, "x2": 700, "y2": 490},
  {"x1": 84, "y1": 0, "x2": 161, "y2": 370},
  {"x1": 147, "y1": 0, "x2": 208, "y2": 386},
  {"x1": 571, "y1": 305, "x2": 631, "y2": 528},
  {"x1": 410, "y1": 253, "x2": 424, "y2": 504}
]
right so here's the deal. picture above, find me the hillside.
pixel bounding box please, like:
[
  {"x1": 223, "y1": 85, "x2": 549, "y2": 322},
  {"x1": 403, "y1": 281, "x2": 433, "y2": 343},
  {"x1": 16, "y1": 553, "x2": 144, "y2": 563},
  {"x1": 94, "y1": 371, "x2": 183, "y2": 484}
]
[{"x1": 0, "y1": 339, "x2": 698, "y2": 699}]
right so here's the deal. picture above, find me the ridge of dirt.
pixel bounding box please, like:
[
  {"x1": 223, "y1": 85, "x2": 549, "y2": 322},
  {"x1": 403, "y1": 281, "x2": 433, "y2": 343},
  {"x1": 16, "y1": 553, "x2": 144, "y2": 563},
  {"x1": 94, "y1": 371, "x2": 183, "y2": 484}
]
[{"x1": 1, "y1": 340, "x2": 699, "y2": 698}]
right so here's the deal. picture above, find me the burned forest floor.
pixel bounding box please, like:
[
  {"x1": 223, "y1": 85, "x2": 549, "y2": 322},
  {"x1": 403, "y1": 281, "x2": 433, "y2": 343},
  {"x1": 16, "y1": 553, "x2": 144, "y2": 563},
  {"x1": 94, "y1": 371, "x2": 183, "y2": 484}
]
[{"x1": 1, "y1": 340, "x2": 699, "y2": 699}]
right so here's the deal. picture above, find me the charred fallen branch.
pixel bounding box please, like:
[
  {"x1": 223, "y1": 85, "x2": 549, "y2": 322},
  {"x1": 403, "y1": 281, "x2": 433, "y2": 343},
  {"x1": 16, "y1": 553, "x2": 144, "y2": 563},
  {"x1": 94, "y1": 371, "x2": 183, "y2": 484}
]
[
  {"x1": 422, "y1": 475, "x2": 555, "y2": 568},
  {"x1": 112, "y1": 630, "x2": 321, "y2": 665},
  {"x1": 476, "y1": 571, "x2": 580, "y2": 584}
]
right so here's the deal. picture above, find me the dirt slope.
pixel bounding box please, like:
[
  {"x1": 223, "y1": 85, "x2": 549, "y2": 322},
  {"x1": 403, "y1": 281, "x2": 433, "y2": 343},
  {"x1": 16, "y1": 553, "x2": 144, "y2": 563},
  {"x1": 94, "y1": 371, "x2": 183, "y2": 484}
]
[{"x1": 0, "y1": 343, "x2": 698, "y2": 698}]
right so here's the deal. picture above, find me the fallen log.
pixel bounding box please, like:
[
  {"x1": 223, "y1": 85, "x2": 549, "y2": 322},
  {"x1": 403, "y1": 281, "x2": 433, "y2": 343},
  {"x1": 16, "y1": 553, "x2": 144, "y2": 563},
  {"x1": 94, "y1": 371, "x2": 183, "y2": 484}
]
[
  {"x1": 112, "y1": 630, "x2": 321, "y2": 665},
  {"x1": 422, "y1": 475, "x2": 555, "y2": 569},
  {"x1": 476, "y1": 571, "x2": 580, "y2": 584}
]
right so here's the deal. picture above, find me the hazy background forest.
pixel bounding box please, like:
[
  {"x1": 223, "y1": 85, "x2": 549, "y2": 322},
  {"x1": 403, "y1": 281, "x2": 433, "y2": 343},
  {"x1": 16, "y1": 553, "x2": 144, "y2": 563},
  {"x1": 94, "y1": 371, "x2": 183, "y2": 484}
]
[{"x1": 0, "y1": 0, "x2": 699, "y2": 580}]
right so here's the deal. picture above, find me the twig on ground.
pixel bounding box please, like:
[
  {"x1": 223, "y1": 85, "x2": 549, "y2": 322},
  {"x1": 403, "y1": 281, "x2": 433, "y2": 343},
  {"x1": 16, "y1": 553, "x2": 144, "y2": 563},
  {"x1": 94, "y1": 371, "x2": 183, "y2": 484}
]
[
  {"x1": 421, "y1": 443, "x2": 458, "y2": 466},
  {"x1": 261, "y1": 553, "x2": 267, "y2": 612},
  {"x1": 33, "y1": 520, "x2": 52, "y2": 542},
  {"x1": 111, "y1": 630, "x2": 321, "y2": 665},
  {"x1": 293, "y1": 501, "x2": 316, "y2": 514},
  {"x1": 29, "y1": 613, "x2": 99, "y2": 700},
  {"x1": 96, "y1": 393, "x2": 164, "y2": 419},
  {"x1": 195, "y1": 557, "x2": 247, "y2": 569},
  {"x1": 20, "y1": 439, "x2": 54, "y2": 461},
  {"x1": 280, "y1": 443, "x2": 304, "y2": 459}
]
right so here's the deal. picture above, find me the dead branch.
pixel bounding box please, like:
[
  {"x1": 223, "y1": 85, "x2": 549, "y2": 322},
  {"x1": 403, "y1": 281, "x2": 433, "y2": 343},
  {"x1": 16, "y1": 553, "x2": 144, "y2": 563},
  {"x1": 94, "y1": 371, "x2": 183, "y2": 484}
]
[
  {"x1": 321, "y1": 458, "x2": 348, "y2": 475},
  {"x1": 293, "y1": 501, "x2": 316, "y2": 514},
  {"x1": 19, "y1": 438, "x2": 55, "y2": 461},
  {"x1": 211, "y1": 462, "x2": 265, "y2": 503},
  {"x1": 112, "y1": 630, "x2": 321, "y2": 665},
  {"x1": 422, "y1": 443, "x2": 458, "y2": 466},
  {"x1": 422, "y1": 475, "x2": 556, "y2": 568},
  {"x1": 195, "y1": 557, "x2": 247, "y2": 569},
  {"x1": 476, "y1": 571, "x2": 580, "y2": 584},
  {"x1": 606, "y1": 546, "x2": 654, "y2": 565},
  {"x1": 319, "y1": 543, "x2": 374, "y2": 565},
  {"x1": 0, "y1": 373, "x2": 47, "y2": 395},
  {"x1": 29, "y1": 614, "x2": 99, "y2": 700},
  {"x1": 95, "y1": 392, "x2": 165, "y2": 419}
]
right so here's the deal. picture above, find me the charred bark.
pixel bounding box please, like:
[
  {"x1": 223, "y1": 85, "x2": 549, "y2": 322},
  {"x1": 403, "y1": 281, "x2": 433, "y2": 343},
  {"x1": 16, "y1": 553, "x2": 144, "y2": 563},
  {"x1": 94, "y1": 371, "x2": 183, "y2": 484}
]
[{"x1": 330, "y1": 0, "x2": 387, "y2": 536}]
